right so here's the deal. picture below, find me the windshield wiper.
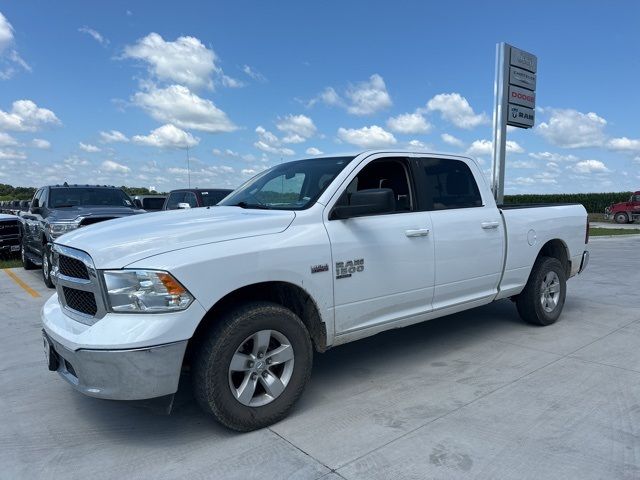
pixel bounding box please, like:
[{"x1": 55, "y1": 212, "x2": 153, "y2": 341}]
[{"x1": 232, "y1": 201, "x2": 271, "y2": 210}]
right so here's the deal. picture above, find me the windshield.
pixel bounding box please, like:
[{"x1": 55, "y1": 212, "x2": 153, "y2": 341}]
[
  {"x1": 49, "y1": 188, "x2": 134, "y2": 208},
  {"x1": 220, "y1": 156, "x2": 354, "y2": 210},
  {"x1": 142, "y1": 197, "x2": 166, "y2": 210},
  {"x1": 201, "y1": 190, "x2": 233, "y2": 207}
]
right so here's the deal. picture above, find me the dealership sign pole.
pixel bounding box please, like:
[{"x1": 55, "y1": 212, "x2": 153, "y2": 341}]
[{"x1": 491, "y1": 43, "x2": 537, "y2": 203}]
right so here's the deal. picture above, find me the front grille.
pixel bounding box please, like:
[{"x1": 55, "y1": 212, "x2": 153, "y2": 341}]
[
  {"x1": 80, "y1": 217, "x2": 115, "y2": 227},
  {"x1": 59, "y1": 254, "x2": 89, "y2": 279},
  {"x1": 63, "y1": 287, "x2": 97, "y2": 316},
  {"x1": 0, "y1": 221, "x2": 19, "y2": 237}
]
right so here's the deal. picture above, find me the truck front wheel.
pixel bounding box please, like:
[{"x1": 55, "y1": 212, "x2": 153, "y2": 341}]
[
  {"x1": 193, "y1": 301, "x2": 313, "y2": 431},
  {"x1": 515, "y1": 256, "x2": 566, "y2": 326},
  {"x1": 614, "y1": 212, "x2": 629, "y2": 224}
]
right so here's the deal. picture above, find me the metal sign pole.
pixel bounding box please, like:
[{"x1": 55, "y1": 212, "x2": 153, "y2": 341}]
[{"x1": 491, "y1": 42, "x2": 509, "y2": 204}]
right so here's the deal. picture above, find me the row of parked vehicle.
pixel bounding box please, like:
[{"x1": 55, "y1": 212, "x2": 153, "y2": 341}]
[{"x1": 0, "y1": 184, "x2": 232, "y2": 281}]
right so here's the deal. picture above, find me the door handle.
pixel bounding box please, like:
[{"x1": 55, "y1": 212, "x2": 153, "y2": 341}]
[
  {"x1": 405, "y1": 228, "x2": 430, "y2": 237},
  {"x1": 481, "y1": 221, "x2": 500, "y2": 229}
]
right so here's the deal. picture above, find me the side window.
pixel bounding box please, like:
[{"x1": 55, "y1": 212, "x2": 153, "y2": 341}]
[
  {"x1": 420, "y1": 158, "x2": 482, "y2": 210},
  {"x1": 39, "y1": 188, "x2": 49, "y2": 209},
  {"x1": 633, "y1": 195, "x2": 640, "y2": 203},
  {"x1": 166, "y1": 192, "x2": 186, "y2": 210},
  {"x1": 184, "y1": 192, "x2": 198, "y2": 208},
  {"x1": 336, "y1": 158, "x2": 413, "y2": 213}
]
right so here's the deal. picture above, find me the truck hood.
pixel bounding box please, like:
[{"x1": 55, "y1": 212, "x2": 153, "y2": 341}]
[
  {"x1": 48, "y1": 205, "x2": 142, "y2": 221},
  {"x1": 56, "y1": 206, "x2": 296, "y2": 268}
]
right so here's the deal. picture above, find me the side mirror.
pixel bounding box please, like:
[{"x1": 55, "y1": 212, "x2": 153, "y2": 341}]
[
  {"x1": 177, "y1": 202, "x2": 191, "y2": 210},
  {"x1": 331, "y1": 188, "x2": 396, "y2": 220},
  {"x1": 30, "y1": 198, "x2": 40, "y2": 213}
]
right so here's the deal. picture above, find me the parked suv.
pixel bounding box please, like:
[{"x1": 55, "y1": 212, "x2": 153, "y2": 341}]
[
  {"x1": 21, "y1": 184, "x2": 143, "y2": 287},
  {"x1": 0, "y1": 213, "x2": 21, "y2": 257},
  {"x1": 162, "y1": 188, "x2": 232, "y2": 210}
]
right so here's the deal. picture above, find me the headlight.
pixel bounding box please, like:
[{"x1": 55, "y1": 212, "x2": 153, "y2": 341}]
[
  {"x1": 47, "y1": 222, "x2": 79, "y2": 238},
  {"x1": 103, "y1": 270, "x2": 194, "y2": 313}
]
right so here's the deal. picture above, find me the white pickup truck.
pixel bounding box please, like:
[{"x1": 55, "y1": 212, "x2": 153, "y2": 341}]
[{"x1": 42, "y1": 150, "x2": 589, "y2": 431}]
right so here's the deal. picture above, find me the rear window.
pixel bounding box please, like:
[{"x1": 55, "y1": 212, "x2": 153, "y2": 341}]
[
  {"x1": 201, "y1": 190, "x2": 231, "y2": 207},
  {"x1": 142, "y1": 197, "x2": 165, "y2": 210},
  {"x1": 419, "y1": 159, "x2": 482, "y2": 210},
  {"x1": 49, "y1": 188, "x2": 133, "y2": 208}
]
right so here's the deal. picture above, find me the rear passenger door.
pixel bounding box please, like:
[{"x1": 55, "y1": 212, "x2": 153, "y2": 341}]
[{"x1": 415, "y1": 157, "x2": 503, "y2": 309}]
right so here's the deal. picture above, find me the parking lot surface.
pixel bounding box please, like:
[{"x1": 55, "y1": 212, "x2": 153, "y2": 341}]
[{"x1": 1, "y1": 236, "x2": 639, "y2": 480}]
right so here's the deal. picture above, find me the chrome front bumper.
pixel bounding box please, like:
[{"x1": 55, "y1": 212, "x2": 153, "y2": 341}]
[
  {"x1": 43, "y1": 330, "x2": 187, "y2": 400},
  {"x1": 579, "y1": 250, "x2": 589, "y2": 274}
]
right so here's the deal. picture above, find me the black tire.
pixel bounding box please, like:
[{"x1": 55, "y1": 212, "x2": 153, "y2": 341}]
[
  {"x1": 42, "y1": 244, "x2": 55, "y2": 288},
  {"x1": 515, "y1": 256, "x2": 566, "y2": 326},
  {"x1": 193, "y1": 301, "x2": 313, "y2": 431},
  {"x1": 21, "y1": 240, "x2": 37, "y2": 270},
  {"x1": 614, "y1": 212, "x2": 629, "y2": 224}
]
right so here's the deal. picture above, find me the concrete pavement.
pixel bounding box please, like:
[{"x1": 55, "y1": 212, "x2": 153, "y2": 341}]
[{"x1": 1, "y1": 235, "x2": 639, "y2": 479}]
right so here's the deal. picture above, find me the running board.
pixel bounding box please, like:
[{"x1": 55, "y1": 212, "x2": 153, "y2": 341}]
[{"x1": 25, "y1": 252, "x2": 42, "y2": 267}]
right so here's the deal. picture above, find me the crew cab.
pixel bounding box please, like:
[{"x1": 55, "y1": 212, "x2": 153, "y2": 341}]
[
  {"x1": 41, "y1": 151, "x2": 589, "y2": 431},
  {"x1": 162, "y1": 188, "x2": 233, "y2": 210},
  {"x1": 604, "y1": 191, "x2": 640, "y2": 223},
  {"x1": 21, "y1": 184, "x2": 143, "y2": 287}
]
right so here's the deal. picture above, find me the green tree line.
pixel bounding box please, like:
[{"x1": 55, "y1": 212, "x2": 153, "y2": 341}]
[{"x1": 0, "y1": 184, "x2": 164, "y2": 201}]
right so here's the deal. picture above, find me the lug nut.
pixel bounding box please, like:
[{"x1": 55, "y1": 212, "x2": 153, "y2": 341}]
[
  {"x1": 266, "y1": 358, "x2": 272, "y2": 365},
  {"x1": 247, "y1": 361, "x2": 254, "y2": 368},
  {"x1": 258, "y1": 353, "x2": 264, "y2": 359},
  {"x1": 251, "y1": 373, "x2": 257, "y2": 380},
  {"x1": 262, "y1": 371, "x2": 268, "y2": 378}
]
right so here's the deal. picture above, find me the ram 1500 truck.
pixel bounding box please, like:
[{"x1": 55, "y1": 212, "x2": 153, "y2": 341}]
[
  {"x1": 41, "y1": 151, "x2": 589, "y2": 431},
  {"x1": 21, "y1": 184, "x2": 143, "y2": 287}
]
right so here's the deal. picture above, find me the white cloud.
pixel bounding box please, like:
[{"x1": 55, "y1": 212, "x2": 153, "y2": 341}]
[
  {"x1": 78, "y1": 26, "x2": 109, "y2": 46},
  {"x1": 426, "y1": 93, "x2": 489, "y2": 129},
  {"x1": 79, "y1": 142, "x2": 101, "y2": 152},
  {"x1": 0, "y1": 12, "x2": 30, "y2": 80},
  {"x1": 572, "y1": 159, "x2": 609, "y2": 174},
  {"x1": 0, "y1": 100, "x2": 60, "y2": 131},
  {"x1": 537, "y1": 109, "x2": 607, "y2": 148},
  {"x1": 64, "y1": 156, "x2": 90, "y2": 166},
  {"x1": 123, "y1": 33, "x2": 218, "y2": 90},
  {"x1": 467, "y1": 139, "x2": 523, "y2": 156},
  {"x1": 441, "y1": 133, "x2": 464, "y2": 147},
  {"x1": 276, "y1": 114, "x2": 317, "y2": 142},
  {"x1": 345, "y1": 74, "x2": 392, "y2": 115},
  {"x1": 607, "y1": 137, "x2": 640, "y2": 152},
  {"x1": 101, "y1": 160, "x2": 131, "y2": 173},
  {"x1": 220, "y1": 75, "x2": 244, "y2": 88},
  {"x1": 0, "y1": 148, "x2": 26, "y2": 160},
  {"x1": 242, "y1": 65, "x2": 266, "y2": 82},
  {"x1": 337, "y1": 125, "x2": 397, "y2": 148},
  {"x1": 0, "y1": 131, "x2": 18, "y2": 146},
  {"x1": 310, "y1": 74, "x2": 391, "y2": 115},
  {"x1": 99, "y1": 130, "x2": 129, "y2": 143},
  {"x1": 510, "y1": 160, "x2": 537, "y2": 169},
  {"x1": 0, "y1": 12, "x2": 13, "y2": 53},
  {"x1": 132, "y1": 124, "x2": 199, "y2": 149},
  {"x1": 406, "y1": 139, "x2": 430, "y2": 151},
  {"x1": 253, "y1": 125, "x2": 295, "y2": 156},
  {"x1": 386, "y1": 112, "x2": 431, "y2": 134},
  {"x1": 32, "y1": 138, "x2": 50, "y2": 149},
  {"x1": 306, "y1": 147, "x2": 323, "y2": 155},
  {"x1": 132, "y1": 84, "x2": 237, "y2": 133},
  {"x1": 528, "y1": 151, "x2": 579, "y2": 162}
]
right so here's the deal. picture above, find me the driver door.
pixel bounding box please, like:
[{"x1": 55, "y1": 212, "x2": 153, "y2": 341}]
[{"x1": 324, "y1": 156, "x2": 435, "y2": 335}]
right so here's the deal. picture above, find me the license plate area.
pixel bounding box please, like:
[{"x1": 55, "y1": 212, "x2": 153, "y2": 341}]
[{"x1": 10, "y1": 245, "x2": 19, "y2": 252}]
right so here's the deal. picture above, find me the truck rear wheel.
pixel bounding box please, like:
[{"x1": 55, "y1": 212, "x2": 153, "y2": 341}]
[
  {"x1": 192, "y1": 301, "x2": 313, "y2": 431},
  {"x1": 614, "y1": 212, "x2": 629, "y2": 224},
  {"x1": 21, "y1": 240, "x2": 37, "y2": 270},
  {"x1": 42, "y1": 244, "x2": 55, "y2": 288},
  {"x1": 515, "y1": 256, "x2": 566, "y2": 326}
]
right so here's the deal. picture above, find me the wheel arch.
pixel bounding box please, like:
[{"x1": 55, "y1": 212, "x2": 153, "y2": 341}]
[
  {"x1": 185, "y1": 281, "x2": 328, "y2": 367},
  {"x1": 536, "y1": 238, "x2": 570, "y2": 277}
]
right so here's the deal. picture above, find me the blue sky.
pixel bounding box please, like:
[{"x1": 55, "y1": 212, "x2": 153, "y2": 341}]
[{"x1": 0, "y1": 0, "x2": 639, "y2": 193}]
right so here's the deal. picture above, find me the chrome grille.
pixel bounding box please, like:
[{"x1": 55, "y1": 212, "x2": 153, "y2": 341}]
[
  {"x1": 59, "y1": 255, "x2": 89, "y2": 279},
  {"x1": 63, "y1": 286, "x2": 97, "y2": 316},
  {"x1": 53, "y1": 244, "x2": 106, "y2": 325},
  {"x1": 0, "y1": 220, "x2": 19, "y2": 237}
]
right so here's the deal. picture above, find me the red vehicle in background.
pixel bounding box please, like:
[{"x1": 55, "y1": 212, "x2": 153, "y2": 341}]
[{"x1": 605, "y1": 191, "x2": 640, "y2": 223}]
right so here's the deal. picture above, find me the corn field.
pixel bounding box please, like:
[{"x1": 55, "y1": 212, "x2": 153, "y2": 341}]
[{"x1": 504, "y1": 192, "x2": 632, "y2": 213}]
